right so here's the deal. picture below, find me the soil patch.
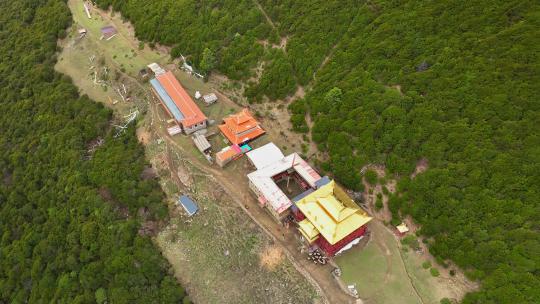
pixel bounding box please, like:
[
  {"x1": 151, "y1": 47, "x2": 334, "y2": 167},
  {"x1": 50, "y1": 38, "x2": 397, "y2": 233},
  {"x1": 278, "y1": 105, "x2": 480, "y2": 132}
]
[
  {"x1": 260, "y1": 245, "x2": 285, "y2": 271},
  {"x1": 136, "y1": 127, "x2": 151, "y2": 145}
]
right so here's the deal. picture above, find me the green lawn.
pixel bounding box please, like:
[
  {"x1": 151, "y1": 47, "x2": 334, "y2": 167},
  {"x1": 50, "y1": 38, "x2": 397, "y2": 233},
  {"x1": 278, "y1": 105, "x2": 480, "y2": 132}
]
[
  {"x1": 335, "y1": 223, "x2": 422, "y2": 304},
  {"x1": 335, "y1": 221, "x2": 468, "y2": 304},
  {"x1": 69, "y1": 0, "x2": 165, "y2": 76}
]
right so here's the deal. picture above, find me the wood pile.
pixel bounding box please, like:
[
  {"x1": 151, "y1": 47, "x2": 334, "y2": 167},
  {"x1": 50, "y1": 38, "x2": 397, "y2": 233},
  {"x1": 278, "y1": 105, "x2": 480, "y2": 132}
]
[{"x1": 307, "y1": 249, "x2": 328, "y2": 265}]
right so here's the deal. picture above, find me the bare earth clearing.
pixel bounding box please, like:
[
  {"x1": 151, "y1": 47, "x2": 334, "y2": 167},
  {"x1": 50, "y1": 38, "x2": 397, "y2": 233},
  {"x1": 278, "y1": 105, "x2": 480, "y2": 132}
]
[{"x1": 56, "y1": 1, "x2": 477, "y2": 303}]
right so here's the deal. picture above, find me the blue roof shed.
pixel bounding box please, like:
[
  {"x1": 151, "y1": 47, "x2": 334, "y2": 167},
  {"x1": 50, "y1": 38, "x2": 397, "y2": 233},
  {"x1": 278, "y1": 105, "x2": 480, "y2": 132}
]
[{"x1": 178, "y1": 195, "x2": 198, "y2": 216}]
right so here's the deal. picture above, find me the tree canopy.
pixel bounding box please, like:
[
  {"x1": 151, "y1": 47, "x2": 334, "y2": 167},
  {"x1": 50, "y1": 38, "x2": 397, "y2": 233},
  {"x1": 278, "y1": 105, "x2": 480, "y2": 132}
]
[
  {"x1": 39, "y1": 0, "x2": 540, "y2": 302},
  {"x1": 0, "y1": 0, "x2": 187, "y2": 302}
]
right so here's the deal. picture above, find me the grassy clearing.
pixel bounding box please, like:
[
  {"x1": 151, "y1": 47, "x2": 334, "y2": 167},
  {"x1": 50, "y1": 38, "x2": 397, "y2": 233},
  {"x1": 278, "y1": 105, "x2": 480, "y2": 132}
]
[
  {"x1": 58, "y1": 2, "x2": 319, "y2": 303},
  {"x1": 336, "y1": 221, "x2": 468, "y2": 304},
  {"x1": 336, "y1": 222, "x2": 421, "y2": 304},
  {"x1": 68, "y1": 0, "x2": 165, "y2": 76},
  {"x1": 151, "y1": 139, "x2": 317, "y2": 303}
]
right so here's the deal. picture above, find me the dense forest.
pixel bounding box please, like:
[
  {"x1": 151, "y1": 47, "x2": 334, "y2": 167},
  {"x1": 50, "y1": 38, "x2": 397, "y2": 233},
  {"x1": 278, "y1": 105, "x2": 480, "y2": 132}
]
[
  {"x1": 0, "y1": 0, "x2": 540, "y2": 303},
  {"x1": 0, "y1": 0, "x2": 189, "y2": 303},
  {"x1": 93, "y1": 1, "x2": 539, "y2": 303}
]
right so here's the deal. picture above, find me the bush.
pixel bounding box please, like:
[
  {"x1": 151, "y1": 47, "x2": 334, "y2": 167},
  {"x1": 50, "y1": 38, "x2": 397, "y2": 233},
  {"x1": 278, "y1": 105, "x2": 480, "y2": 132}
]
[
  {"x1": 422, "y1": 261, "x2": 432, "y2": 269},
  {"x1": 375, "y1": 199, "x2": 383, "y2": 210},
  {"x1": 440, "y1": 298, "x2": 452, "y2": 304},
  {"x1": 401, "y1": 235, "x2": 420, "y2": 251},
  {"x1": 449, "y1": 269, "x2": 456, "y2": 276},
  {"x1": 390, "y1": 217, "x2": 402, "y2": 227},
  {"x1": 364, "y1": 170, "x2": 378, "y2": 185},
  {"x1": 430, "y1": 268, "x2": 440, "y2": 277}
]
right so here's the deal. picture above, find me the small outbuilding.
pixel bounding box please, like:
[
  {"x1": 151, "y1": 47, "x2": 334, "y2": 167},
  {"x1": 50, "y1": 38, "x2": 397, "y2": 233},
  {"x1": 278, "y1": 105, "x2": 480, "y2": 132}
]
[
  {"x1": 192, "y1": 133, "x2": 211, "y2": 154},
  {"x1": 100, "y1": 26, "x2": 117, "y2": 40},
  {"x1": 396, "y1": 223, "x2": 409, "y2": 236},
  {"x1": 147, "y1": 62, "x2": 166, "y2": 76},
  {"x1": 178, "y1": 195, "x2": 198, "y2": 216},
  {"x1": 216, "y1": 144, "x2": 242, "y2": 168},
  {"x1": 202, "y1": 93, "x2": 218, "y2": 105}
]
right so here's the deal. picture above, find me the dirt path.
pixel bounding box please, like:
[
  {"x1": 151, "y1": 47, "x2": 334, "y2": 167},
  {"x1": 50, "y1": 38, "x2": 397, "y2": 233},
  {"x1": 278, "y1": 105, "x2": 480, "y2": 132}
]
[
  {"x1": 62, "y1": 2, "x2": 474, "y2": 303},
  {"x1": 253, "y1": 0, "x2": 278, "y2": 33},
  {"x1": 149, "y1": 100, "x2": 354, "y2": 304}
]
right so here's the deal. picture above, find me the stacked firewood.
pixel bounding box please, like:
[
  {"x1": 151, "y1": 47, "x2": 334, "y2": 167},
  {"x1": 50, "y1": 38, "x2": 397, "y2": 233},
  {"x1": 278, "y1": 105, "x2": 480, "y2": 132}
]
[{"x1": 307, "y1": 249, "x2": 328, "y2": 265}]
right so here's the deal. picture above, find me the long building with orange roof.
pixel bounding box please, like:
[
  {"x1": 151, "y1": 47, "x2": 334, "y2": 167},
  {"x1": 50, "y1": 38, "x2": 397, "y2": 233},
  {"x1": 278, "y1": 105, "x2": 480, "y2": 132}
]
[
  {"x1": 150, "y1": 71, "x2": 207, "y2": 134},
  {"x1": 218, "y1": 108, "x2": 265, "y2": 145}
]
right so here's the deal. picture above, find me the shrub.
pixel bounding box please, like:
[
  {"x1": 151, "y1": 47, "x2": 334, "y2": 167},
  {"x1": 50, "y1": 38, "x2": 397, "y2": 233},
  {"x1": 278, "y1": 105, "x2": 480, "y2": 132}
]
[
  {"x1": 364, "y1": 170, "x2": 378, "y2": 185},
  {"x1": 430, "y1": 267, "x2": 440, "y2": 277},
  {"x1": 422, "y1": 261, "x2": 432, "y2": 269},
  {"x1": 375, "y1": 199, "x2": 383, "y2": 210},
  {"x1": 390, "y1": 217, "x2": 402, "y2": 227},
  {"x1": 401, "y1": 235, "x2": 420, "y2": 251},
  {"x1": 440, "y1": 298, "x2": 452, "y2": 304}
]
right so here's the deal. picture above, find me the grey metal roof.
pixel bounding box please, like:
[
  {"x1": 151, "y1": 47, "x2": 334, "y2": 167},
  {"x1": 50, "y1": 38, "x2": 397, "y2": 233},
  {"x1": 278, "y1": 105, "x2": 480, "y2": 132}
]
[
  {"x1": 202, "y1": 93, "x2": 218, "y2": 104},
  {"x1": 315, "y1": 176, "x2": 331, "y2": 189},
  {"x1": 150, "y1": 78, "x2": 185, "y2": 121},
  {"x1": 292, "y1": 188, "x2": 315, "y2": 202},
  {"x1": 192, "y1": 133, "x2": 211, "y2": 153}
]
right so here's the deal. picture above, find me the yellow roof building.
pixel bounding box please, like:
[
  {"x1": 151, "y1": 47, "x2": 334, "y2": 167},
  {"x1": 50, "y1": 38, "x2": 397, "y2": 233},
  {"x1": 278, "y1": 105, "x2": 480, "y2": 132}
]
[{"x1": 295, "y1": 181, "x2": 372, "y2": 245}]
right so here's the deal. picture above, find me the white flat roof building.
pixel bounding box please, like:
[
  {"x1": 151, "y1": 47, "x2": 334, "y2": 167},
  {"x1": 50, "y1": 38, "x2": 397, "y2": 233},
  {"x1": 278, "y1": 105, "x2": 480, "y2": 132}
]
[
  {"x1": 246, "y1": 143, "x2": 284, "y2": 170},
  {"x1": 247, "y1": 144, "x2": 321, "y2": 217}
]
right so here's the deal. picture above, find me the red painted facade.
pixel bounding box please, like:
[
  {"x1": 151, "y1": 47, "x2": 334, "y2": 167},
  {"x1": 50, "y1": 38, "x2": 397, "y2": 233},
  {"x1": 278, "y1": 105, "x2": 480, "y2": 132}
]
[{"x1": 315, "y1": 225, "x2": 367, "y2": 256}]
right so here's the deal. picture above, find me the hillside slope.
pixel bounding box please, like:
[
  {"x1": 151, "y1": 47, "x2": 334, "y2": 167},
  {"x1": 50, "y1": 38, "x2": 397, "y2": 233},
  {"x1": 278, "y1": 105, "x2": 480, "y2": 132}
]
[
  {"x1": 0, "y1": 0, "x2": 188, "y2": 303},
  {"x1": 92, "y1": 0, "x2": 539, "y2": 303}
]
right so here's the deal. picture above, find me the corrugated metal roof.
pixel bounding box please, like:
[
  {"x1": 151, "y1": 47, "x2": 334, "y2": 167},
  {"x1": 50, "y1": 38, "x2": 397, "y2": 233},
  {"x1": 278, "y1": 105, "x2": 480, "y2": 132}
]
[
  {"x1": 202, "y1": 93, "x2": 218, "y2": 104},
  {"x1": 178, "y1": 195, "x2": 198, "y2": 216},
  {"x1": 157, "y1": 72, "x2": 207, "y2": 127},
  {"x1": 150, "y1": 78, "x2": 184, "y2": 121},
  {"x1": 292, "y1": 188, "x2": 315, "y2": 202},
  {"x1": 192, "y1": 134, "x2": 211, "y2": 153},
  {"x1": 315, "y1": 176, "x2": 331, "y2": 189}
]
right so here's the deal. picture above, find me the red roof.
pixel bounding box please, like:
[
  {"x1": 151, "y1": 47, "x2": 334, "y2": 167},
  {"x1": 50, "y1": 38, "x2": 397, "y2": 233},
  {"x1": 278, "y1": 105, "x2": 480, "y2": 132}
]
[
  {"x1": 218, "y1": 108, "x2": 265, "y2": 144},
  {"x1": 156, "y1": 71, "x2": 207, "y2": 127}
]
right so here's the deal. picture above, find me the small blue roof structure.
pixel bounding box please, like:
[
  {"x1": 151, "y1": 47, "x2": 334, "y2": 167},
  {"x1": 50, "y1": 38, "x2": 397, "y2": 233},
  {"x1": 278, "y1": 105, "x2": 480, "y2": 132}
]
[
  {"x1": 240, "y1": 144, "x2": 252, "y2": 153},
  {"x1": 150, "y1": 78, "x2": 185, "y2": 121},
  {"x1": 178, "y1": 195, "x2": 198, "y2": 216},
  {"x1": 315, "y1": 176, "x2": 331, "y2": 189}
]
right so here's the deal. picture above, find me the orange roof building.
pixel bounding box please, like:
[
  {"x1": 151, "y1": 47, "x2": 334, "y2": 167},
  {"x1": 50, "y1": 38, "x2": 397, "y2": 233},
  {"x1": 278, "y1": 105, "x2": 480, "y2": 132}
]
[
  {"x1": 215, "y1": 144, "x2": 243, "y2": 168},
  {"x1": 155, "y1": 71, "x2": 207, "y2": 134},
  {"x1": 218, "y1": 108, "x2": 265, "y2": 144}
]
